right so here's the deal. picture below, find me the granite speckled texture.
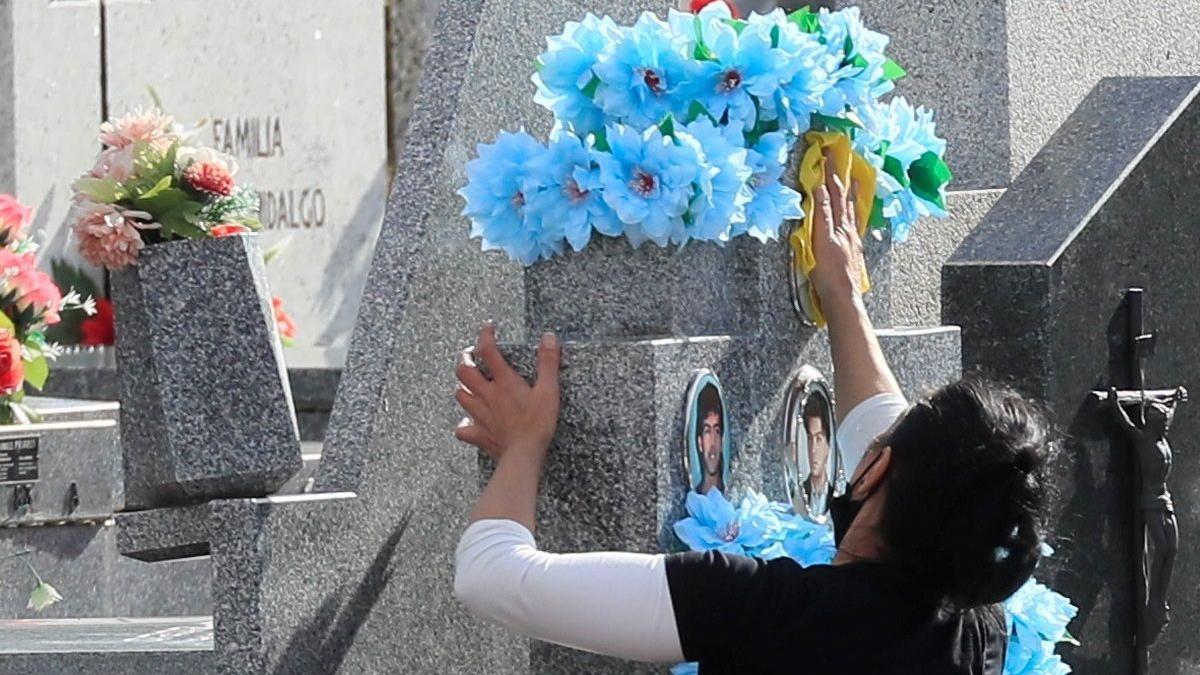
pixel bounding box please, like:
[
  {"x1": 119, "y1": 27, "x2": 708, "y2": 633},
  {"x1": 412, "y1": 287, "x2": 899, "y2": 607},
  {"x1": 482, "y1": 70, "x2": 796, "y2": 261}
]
[
  {"x1": 43, "y1": 360, "x2": 339, "y2": 444},
  {"x1": 1007, "y1": 0, "x2": 1200, "y2": 180},
  {"x1": 0, "y1": 523, "x2": 210, "y2": 620},
  {"x1": 944, "y1": 77, "x2": 1200, "y2": 674},
  {"x1": 0, "y1": 405, "x2": 121, "y2": 524},
  {"x1": 116, "y1": 502, "x2": 212, "y2": 562},
  {"x1": 111, "y1": 234, "x2": 301, "y2": 509},
  {"x1": 826, "y1": 0, "x2": 1010, "y2": 190},
  {"x1": 498, "y1": 324, "x2": 960, "y2": 673}
]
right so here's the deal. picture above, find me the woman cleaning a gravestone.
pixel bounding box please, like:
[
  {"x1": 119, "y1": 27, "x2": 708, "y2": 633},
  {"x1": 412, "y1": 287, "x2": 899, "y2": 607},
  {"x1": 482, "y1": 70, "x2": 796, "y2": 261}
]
[{"x1": 451, "y1": 156, "x2": 1054, "y2": 673}]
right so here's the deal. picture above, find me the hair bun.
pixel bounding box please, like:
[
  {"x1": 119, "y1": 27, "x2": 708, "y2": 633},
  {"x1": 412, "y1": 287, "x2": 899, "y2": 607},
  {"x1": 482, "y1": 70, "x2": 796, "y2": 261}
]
[{"x1": 879, "y1": 378, "x2": 1052, "y2": 610}]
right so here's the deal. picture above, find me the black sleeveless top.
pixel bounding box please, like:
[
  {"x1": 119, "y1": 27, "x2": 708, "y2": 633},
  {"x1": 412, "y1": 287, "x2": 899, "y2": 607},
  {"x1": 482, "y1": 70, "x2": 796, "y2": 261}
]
[{"x1": 665, "y1": 551, "x2": 1008, "y2": 675}]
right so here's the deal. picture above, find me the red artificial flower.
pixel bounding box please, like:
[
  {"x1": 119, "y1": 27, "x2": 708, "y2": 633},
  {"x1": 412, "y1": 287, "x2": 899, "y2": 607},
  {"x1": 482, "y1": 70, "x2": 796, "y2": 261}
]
[
  {"x1": 211, "y1": 223, "x2": 251, "y2": 237},
  {"x1": 80, "y1": 298, "x2": 115, "y2": 347},
  {"x1": 0, "y1": 331, "x2": 24, "y2": 394},
  {"x1": 690, "y1": 0, "x2": 740, "y2": 18},
  {"x1": 272, "y1": 296, "x2": 297, "y2": 345},
  {"x1": 184, "y1": 161, "x2": 235, "y2": 196}
]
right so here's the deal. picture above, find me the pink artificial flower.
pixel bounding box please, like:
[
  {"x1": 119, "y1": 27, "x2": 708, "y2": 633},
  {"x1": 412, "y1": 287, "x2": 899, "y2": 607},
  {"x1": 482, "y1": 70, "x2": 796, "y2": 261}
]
[
  {"x1": 0, "y1": 248, "x2": 36, "y2": 279},
  {"x1": 89, "y1": 146, "x2": 137, "y2": 183},
  {"x1": 11, "y1": 268, "x2": 62, "y2": 326},
  {"x1": 0, "y1": 195, "x2": 31, "y2": 245},
  {"x1": 72, "y1": 202, "x2": 157, "y2": 270},
  {"x1": 184, "y1": 161, "x2": 235, "y2": 196},
  {"x1": 99, "y1": 107, "x2": 176, "y2": 149}
]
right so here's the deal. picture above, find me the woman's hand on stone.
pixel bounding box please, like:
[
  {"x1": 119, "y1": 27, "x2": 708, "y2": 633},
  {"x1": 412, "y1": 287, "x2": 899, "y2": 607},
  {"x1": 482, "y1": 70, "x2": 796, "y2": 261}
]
[
  {"x1": 454, "y1": 323, "x2": 561, "y2": 462},
  {"x1": 810, "y1": 149, "x2": 866, "y2": 309}
]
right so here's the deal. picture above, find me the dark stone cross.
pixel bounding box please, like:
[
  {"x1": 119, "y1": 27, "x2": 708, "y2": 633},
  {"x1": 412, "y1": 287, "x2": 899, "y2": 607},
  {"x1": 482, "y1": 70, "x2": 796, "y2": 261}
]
[{"x1": 1094, "y1": 288, "x2": 1189, "y2": 674}]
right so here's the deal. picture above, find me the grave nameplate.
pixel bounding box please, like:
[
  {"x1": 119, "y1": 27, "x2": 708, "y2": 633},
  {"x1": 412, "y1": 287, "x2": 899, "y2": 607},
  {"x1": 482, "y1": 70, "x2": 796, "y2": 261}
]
[
  {"x1": 103, "y1": 0, "x2": 389, "y2": 358},
  {"x1": 0, "y1": 437, "x2": 37, "y2": 485}
]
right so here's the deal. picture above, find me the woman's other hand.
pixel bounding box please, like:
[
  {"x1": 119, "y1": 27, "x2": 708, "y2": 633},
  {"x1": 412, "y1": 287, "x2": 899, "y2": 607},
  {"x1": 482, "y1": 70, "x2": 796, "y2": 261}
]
[
  {"x1": 454, "y1": 323, "x2": 561, "y2": 462},
  {"x1": 809, "y1": 149, "x2": 866, "y2": 310}
]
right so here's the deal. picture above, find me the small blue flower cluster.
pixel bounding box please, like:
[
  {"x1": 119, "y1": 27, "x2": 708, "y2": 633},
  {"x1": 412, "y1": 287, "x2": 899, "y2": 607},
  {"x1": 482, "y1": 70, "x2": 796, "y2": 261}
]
[
  {"x1": 460, "y1": 4, "x2": 951, "y2": 264},
  {"x1": 670, "y1": 489, "x2": 1079, "y2": 675},
  {"x1": 672, "y1": 487, "x2": 837, "y2": 568},
  {"x1": 1003, "y1": 550, "x2": 1079, "y2": 675}
]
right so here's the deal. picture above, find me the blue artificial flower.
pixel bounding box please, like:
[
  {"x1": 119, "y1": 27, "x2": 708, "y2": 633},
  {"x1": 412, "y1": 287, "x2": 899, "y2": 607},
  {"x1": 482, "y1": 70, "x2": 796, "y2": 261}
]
[
  {"x1": 743, "y1": 131, "x2": 803, "y2": 241},
  {"x1": 458, "y1": 131, "x2": 562, "y2": 264},
  {"x1": 854, "y1": 97, "x2": 949, "y2": 241},
  {"x1": 679, "y1": 119, "x2": 753, "y2": 242},
  {"x1": 525, "y1": 130, "x2": 622, "y2": 251},
  {"x1": 673, "y1": 488, "x2": 778, "y2": 555},
  {"x1": 855, "y1": 96, "x2": 946, "y2": 171},
  {"x1": 753, "y1": 10, "x2": 837, "y2": 133},
  {"x1": 774, "y1": 510, "x2": 837, "y2": 566},
  {"x1": 671, "y1": 662, "x2": 700, "y2": 675},
  {"x1": 1003, "y1": 577, "x2": 1078, "y2": 675},
  {"x1": 594, "y1": 123, "x2": 702, "y2": 247},
  {"x1": 670, "y1": 6, "x2": 782, "y2": 128},
  {"x1": 533, "y1": 14, "x2": 622, "y2": 135},
  {"x1": 817, "y1": 7, "x2": 894, "y2": 114},
  {"x1": 593, "y1": 12, "x2": 696, "y2": 128}
]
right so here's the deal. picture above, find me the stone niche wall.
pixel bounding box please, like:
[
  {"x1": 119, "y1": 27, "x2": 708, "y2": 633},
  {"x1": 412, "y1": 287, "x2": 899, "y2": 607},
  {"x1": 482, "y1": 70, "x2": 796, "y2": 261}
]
[{"x1": 945, "y1": 77, "x2": 1200, "y2": 674}]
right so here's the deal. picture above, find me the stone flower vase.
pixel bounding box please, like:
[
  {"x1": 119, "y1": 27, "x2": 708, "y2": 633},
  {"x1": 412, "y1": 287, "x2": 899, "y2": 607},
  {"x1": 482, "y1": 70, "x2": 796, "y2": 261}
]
[{"x1": 110, "y1": 234, "x2": 301, "y2": 509}]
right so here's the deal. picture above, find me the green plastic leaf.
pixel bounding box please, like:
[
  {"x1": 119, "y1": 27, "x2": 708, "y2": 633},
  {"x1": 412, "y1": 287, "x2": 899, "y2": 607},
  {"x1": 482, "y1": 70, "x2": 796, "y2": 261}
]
[
  {"x1": 137, "y1": 175, "x2": 173, "y2": 201},
  {"x1": 153, "y1": 141, "x2": 179, "y2": 178},
  {"x1": 685, "y1": 100, "x2": 717, "y2": 125},
  {"x1": 658, "y1": 114, "x2": 677, "y2": 139},
  {"x1": 868, "y1": 197, "x2": 888, "y2": 230},
  {"x1": 725, "y1": 18, "x2": 748, "y2": 34},
  {"x1": 882, "y1": 155, "x2": 910, "y2": 187},
  {"x1": 908, "y1": 152, "x2": 953, "y2": 209},
  {"x1": 850, "y1": 52, "x2": 870, "y2": 70},
  {"x1": 581, "y1": 75, "x2": 601, "y2": 100},
  {"x1": 882, "y1": 58, "x2": 907, "y2": 82},
  {"x1": 787, "y1": 7, "x2": 821, "y2": 34},
  {"x1": 158, "y1": 201, "x2": 206, "y2": 239},
  {"x1": 131, "y1": 186, "x2": 189, "y2": 219},
  {"x1": 810, "y1": 113, "x2": 861, "y2": 134},
  {"x1": 71, "y1": 177, "x2": 124, "y2": 204},
  {"x1": 50, "y1": 259, "x2": 100, "y2": 300},
  {"x1": 22, "y1": 355, "x2": 48, "y2": 391},
  {"x1": 0, "y1": 312, "x2": 15, "y2": 334},
  {"x1": 592, "y1": 128, "x2": 610, "y2": 153}
]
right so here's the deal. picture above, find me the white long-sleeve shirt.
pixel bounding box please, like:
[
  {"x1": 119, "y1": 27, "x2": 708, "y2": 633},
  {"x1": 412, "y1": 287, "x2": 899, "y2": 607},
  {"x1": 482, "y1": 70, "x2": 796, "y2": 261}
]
[{"x1": 453, "y1": 392, "x2": 909, "y2": 662}]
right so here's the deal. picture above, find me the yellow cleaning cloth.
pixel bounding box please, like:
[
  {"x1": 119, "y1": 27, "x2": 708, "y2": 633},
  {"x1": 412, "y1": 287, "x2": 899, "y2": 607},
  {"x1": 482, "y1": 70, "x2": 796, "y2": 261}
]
[{"x1": 790, "y1": 131, "x2": 877, "y2": 327}]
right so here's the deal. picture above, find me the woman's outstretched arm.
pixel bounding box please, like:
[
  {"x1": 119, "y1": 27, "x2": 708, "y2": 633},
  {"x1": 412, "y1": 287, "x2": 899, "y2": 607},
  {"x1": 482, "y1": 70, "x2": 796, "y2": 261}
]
[
  {"x1": 452, "y1": 324, "x2": 684, "y2": 661},
  {"x1": 809, "y1": 155, "x2": 903, "y2": 427}
]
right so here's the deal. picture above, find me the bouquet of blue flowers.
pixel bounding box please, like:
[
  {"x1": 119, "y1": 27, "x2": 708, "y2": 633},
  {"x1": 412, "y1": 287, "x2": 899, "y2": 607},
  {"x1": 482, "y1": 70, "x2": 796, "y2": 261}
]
[
  {"x1": 671, "y1": 488, "x2": 1078, "y2": 674},
  {"x1": 459, "y1": 3, "x2": 952, "y2": 265}
]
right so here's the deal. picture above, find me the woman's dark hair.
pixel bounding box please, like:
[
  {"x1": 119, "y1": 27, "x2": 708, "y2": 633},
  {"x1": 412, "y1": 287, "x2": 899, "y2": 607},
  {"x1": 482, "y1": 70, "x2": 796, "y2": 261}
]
[{"x1": 879, "y1": 377, "x2": 1051, "y2": 610}]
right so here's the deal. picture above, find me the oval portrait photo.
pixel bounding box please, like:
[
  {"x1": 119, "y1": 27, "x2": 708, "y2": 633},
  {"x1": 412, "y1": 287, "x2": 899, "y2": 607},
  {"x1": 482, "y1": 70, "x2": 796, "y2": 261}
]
[
  {"x1": 683, "y1": 370, "x2": 732, "y2": 495},
  {"x1": 783, "y1": 366, "x2": 843, "y2": 522}
]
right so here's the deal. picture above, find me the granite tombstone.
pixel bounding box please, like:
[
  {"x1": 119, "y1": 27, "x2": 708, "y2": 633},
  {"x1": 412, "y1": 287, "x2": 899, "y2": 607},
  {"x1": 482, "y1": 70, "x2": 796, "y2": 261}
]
[
  {"x1": 944, "y1": 76, "x2": 1200, "y2": 674},
  {"x1": 102, "y1": 0, "x2": 389, "y2": 359}
]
